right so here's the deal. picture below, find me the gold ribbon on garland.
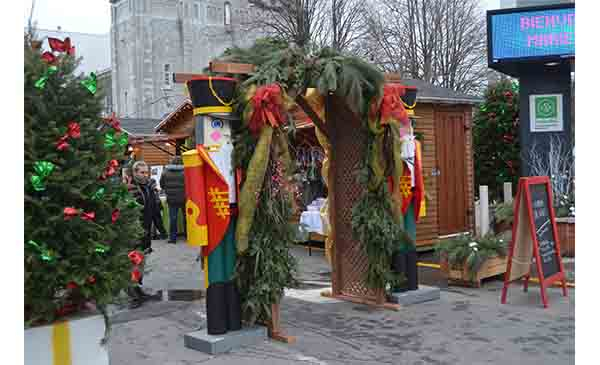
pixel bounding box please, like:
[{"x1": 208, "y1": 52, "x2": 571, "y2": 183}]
[
  {"x1": 304, "y1": 89, "x2": 336, "y2": 265},
  {"x1": 235, "y1": 125, "x2": 273, "y2": 253}
]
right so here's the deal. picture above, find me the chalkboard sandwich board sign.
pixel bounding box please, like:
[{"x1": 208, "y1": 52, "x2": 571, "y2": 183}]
[{"x1": 501, "y1": 176, "x2": 567, "y2": 308}]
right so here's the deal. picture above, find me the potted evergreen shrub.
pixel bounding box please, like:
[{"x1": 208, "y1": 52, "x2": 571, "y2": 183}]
[
  {"x1": 25, "y1": 32, "x2": 143, "y2": 365},
  {"x1": 436, "y1": 234, "x2": 508, "y2": 287},
  {"x1": 493, "y1": 201, "x2": 514, "y2": 235}
]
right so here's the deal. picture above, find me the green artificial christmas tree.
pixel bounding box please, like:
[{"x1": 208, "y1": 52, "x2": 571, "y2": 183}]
[
  {"x1": 473, "y1": 80, "x2": 520, "y2": 201},
  {"x1": 24, "y1": 31, "x2": 143, "y2": 327}
]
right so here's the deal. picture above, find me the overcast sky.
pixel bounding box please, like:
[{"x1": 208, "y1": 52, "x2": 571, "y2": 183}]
[{"x1": 25, "y1": 0, "x2": 501, "y2": 34}]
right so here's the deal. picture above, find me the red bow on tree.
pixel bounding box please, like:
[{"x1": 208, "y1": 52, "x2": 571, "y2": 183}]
[
  {"x1": 55, "y1": 122, "x2": 81, "y2": 151},
  {"x1": 248, "y1": 84, "x2": 286, "y2": 134},
  {"x1": 131, "y1": 268, "x2": 142, "y2": 283},
  {"x1": 48, "y1": 37, "x2": 75, "y2": 56},
  {"x1": 128, "y1": 251, "x2": 144, "y2": 266},
  {"x1": 81, "y1": 211, "x2": 96, "y2": 221},
  {"x1": 63, "y1": 207, "x2": 79, "y2": 220},
  {"x1": 111, "y1": 209, "x2": 120, "y2": 224},
  {"x1": 101, "y1": 160, "x2": 119, "y2": 180},
  {"x1": 41, "y1": 52, "x2": 57, "y2": 64},
  {"x1": 104, "y1": 112, "x2": 122, "y2": 132},
  {"x1": 374, "y1": 84, "x2": 409, "y2": 126},
  {"x1": 56, "y1": 135, "x2": 70, "y2": 151},
  {"x1": 67, "y1": 122, "x2": 81, "y2": 138}
]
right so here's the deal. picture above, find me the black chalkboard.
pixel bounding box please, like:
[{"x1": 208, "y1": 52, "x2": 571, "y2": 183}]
[{"x1": 529, "y1": 184, "x2": 559, "y2": 278}]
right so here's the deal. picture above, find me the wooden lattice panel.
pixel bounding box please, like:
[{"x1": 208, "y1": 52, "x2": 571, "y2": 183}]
[{"x1": 329, "y1": 96, "x2": 381, "y2": 302}]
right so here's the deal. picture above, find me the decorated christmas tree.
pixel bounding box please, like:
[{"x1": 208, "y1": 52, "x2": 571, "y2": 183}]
[
  {"x1": 24, "y1": 31, "x2": 143, "y2": 327},
  {"x1": 473, "y1": 80, "x2": 520, "y2": 201}
]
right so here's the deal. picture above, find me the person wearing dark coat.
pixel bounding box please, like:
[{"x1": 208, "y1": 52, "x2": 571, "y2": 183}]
[
  {"x1": 126, "y1": 161, "x2": 161, "y2": 308},
  {"x1": 160, "y1": 156, "x2": 187, "y2": 244},
  {"x1": 149, "y1": 177, "x2": 168, "y2": 240}
]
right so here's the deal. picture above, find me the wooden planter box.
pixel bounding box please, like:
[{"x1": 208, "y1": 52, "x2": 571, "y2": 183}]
[
  {"x1": 25, "y1": 314, "x2": 108, "y2": 365},
  {"x1": 439, "y1": 255, "x2": 507, "y2": 288},
  {"x1": 556, "y1": 217, "x2": 575, "y2": 257}
]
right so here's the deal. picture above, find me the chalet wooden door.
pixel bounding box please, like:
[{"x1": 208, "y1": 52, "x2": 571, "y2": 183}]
[{"x1": 435, "y1": 111, "x2": 469, "y2": 236}]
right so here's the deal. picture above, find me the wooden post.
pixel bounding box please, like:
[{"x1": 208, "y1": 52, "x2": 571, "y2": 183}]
[
  {"x1": 480, "y1": 186, "x2": 489, "y2": 236},
  {"x1": 503, "y1": 182, "x2": 513, "y2": 203}
]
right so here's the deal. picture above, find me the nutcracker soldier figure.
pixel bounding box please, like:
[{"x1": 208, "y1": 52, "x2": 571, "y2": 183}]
[
  {"x1": 182, "y1": 76, "x2": 241, "y2": 335},
  {"x1": 391, "y1": 86, "x2": 426, "y2": 292}
]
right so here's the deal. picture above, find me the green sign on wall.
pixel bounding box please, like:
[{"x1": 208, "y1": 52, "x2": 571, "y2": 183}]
[{"x1": 529, "y1": 94, "x2": 563, "y2": 132}]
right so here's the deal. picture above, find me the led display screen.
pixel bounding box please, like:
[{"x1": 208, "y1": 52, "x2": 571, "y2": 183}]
[{"x1": 489, "y1": 6, "x2": 574, "y2": 62}]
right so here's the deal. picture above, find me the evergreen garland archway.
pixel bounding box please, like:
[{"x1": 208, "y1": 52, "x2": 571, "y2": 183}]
[{"x1": 213, "y1": 38, "x2": 415, "y2": 322}]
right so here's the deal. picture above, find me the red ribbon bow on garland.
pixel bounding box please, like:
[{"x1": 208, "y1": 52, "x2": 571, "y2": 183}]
[
  {"x1": 372, "y1": 84, "x2": 410, "y2": 126},
  {"x1": 48, "y1": 37, "x2": 75, "y2": 56},
  {"x1": 104, "y1": 112, "x2": 122, "y2": 132},
  {"x1": 55, "y1": 122, "x2": 81, "y2": 151},
  {"x1": 248, "y1": 84, "x2": 286, "y2": 135},
  {"x1": 100, "y1": 159, "x2": 119, "y2": 180}
]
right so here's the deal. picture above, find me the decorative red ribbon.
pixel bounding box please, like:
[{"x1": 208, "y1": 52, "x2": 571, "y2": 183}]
[
  {"x1": 56, "y1": 135, "x2": 70, "y2": 151},
  {"x1": 48, "y1": 37, "x2": 75, "y2": 56},
  {"x1": 55, "y1": 122, "x2": 80, "y2": 151},
  {"x1": 67, "y1": 122, "x2": 81, "y2": 138},
  {"x1": 378, "y1": 84, "x2": 409, "y2": 126},
  {"x1": 131, "y1": 268, "x2": 142, "y2": 283},
  {"x1": 101, "y1": 159, "x2": 119, "y2": 180},
  {"x1": 111, "y1": 209, "x2": 120, "y2": 223},
  {"x1": 66, "y1": 281, "x2": 78, "y2": 290},
  {"x1": 128, "y1": 250, "x2": 144, "y2": 283},
  {"x1": 81, "y1": 211, "x2": 96, "y2": 221},
  {"x1": 41, "y1": 51, "x2": 56, "y2": 64},
  {"x1": 63, "y1": 207, "x2": 79, "y2": 220},
  {"x1": 248, "y1": 84, "x2": 286, "y2": 134},
  {"x1": 104, "y1": 112, "x2": 122, "y2": 132},
  {"x1": 128, "y1": 251, "x2": 144, "y2": 266}
]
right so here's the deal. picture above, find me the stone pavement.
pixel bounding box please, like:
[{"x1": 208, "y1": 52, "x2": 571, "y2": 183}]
[{"x1": 107, "y1": 239, "x2": 574, "y2": 365}]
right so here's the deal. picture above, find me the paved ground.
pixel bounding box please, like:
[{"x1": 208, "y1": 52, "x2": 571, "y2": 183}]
[{"x1": 107, "y1": 239, "x2": 574, "y2": 365}]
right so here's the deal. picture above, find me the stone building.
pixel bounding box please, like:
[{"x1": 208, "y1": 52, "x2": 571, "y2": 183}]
[{"x1": 109, "y1": 0, "x2": 262, "y2": 120}]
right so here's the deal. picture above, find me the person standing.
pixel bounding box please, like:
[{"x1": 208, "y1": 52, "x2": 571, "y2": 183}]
[
  {"x1": 126, "y1": 161, "x2": 160, "y2": 308},
  {"x1": 160, "y1": 156, "x2": 187, "y2": 244},
  {"x1": 150, "y1": 175, "x2": 168, "y2": 240}
]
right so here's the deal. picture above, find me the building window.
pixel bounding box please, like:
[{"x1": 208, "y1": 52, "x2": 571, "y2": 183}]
[
  {"x1": 194, "y1": 3, "x2": 199, "y2": 19},
  {"x1": 224, "y1": 2, "x2": 231, "y2": 25},
  {"x1": 163, "y1": 64, "x2": 173, "y2": 89}
]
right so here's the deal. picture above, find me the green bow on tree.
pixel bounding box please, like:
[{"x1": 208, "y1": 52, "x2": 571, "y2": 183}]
[
  {"x1": 34, "y1": 66, "x2": 58, "y2": 89},
  {"x1": 30, "y1": 161, "x2": 55, "y2": 191},
  {"x1": 91, "y1": 187, "x2": 105, "y2": 201},
  {"x1": 104, "y1": 131, "x2": 128, "y2": 149},
  {"x1": 81, "y1": 72, "x2": 97, "y2": 94},
  {"x1": 27, "y1": 240, "x2": 54, "y2": 262},
  {"x1": 94, "y1": 243, "x2": 110, "y2": 254}
]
